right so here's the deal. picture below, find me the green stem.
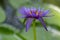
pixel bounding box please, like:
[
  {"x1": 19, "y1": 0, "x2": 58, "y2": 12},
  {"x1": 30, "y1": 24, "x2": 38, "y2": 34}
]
[{"x1": 33, "y1": 22, "x2": 36, "y2": 40}]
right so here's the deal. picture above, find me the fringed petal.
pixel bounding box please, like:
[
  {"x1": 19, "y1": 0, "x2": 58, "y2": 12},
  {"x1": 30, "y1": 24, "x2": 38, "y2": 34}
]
[{"x1": 42, "y1": 10, "x2": 50, "y2": 16}]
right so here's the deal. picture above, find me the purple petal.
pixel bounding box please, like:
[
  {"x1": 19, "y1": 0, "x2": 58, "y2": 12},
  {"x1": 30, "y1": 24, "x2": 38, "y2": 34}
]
[
  {"x1": 38, "y1": 8, "x2": 41, "y2": 12},
  {"x1": 38, "y1": 8, "x2": 45, "y2": 13},
  {"x1": 32, "y1": 13, "x2": 36, "y2": 17},
  {"x1": 30, "y1": 7, "x2": 37, "y2": 16},
  {"x1": 30, "y1": 7, "x2": 36, "y2": 11},
  {"x1": 38, "y1": 8, "x2": 44, "y2": 16},
  {"x1": 26, "y1": 18, "x2": 34, "y2": 32},
  {"x1": 42, "y1": 10, "x2": 50, "y2": 16},
  {"x1": 18, "y1": 7, "x2": 30, "y2": 15},
  {"x1": 38, "y1": 17, "x2": 48, "y2": 31}
]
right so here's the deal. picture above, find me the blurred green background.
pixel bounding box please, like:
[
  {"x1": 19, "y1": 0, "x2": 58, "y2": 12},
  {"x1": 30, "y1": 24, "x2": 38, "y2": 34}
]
[{"x1": 0, "y1": 0, "x2": 60, "y2": 40}]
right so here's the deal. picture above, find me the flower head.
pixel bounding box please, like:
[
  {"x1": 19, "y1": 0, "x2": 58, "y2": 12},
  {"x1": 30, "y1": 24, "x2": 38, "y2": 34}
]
[{"x1": 18, "y1": 7, "x2": 50, "y2": 32}]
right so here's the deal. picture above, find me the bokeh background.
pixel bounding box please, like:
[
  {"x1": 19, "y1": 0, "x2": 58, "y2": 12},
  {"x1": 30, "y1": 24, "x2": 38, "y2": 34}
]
[{"x1": 0, "y1": 0, "x2": 60, "y2": 40}]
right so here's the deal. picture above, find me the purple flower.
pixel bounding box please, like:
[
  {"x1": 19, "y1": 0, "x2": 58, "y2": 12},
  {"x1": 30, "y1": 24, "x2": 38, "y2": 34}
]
[{"x1": 18, "y1": 7, "x2": 50, "y2": 32}]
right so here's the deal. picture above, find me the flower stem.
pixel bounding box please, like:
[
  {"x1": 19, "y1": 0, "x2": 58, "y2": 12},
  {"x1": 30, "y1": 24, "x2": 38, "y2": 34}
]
[{"x1": 33, "y1": 21, "x2": 36, "y2": 40}]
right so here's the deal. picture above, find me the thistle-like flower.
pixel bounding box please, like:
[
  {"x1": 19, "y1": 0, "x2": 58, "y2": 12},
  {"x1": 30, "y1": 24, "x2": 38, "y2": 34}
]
[{"x1": 18, "y1": 7, "x2": 50, "y2": 32}]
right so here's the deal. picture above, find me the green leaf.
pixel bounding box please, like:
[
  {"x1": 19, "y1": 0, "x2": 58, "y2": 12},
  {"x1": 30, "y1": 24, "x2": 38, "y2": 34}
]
[{"x1": 0, "y1": 7, "x2": 6, "y2": 23}]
